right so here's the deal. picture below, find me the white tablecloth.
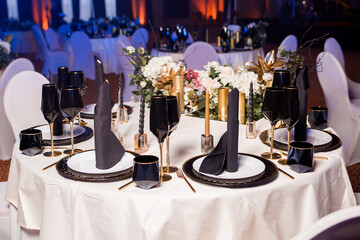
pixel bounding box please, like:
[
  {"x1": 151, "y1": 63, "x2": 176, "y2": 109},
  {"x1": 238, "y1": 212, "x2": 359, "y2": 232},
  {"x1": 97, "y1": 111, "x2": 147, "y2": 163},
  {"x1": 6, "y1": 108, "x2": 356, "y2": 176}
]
[
  {"x1": 151, "y1": 47, "x2": 264, "y2": 69},
  {"x1": 66, "y1": 37, "x2": 126, "y2": 74},
  {"x1": 6, "y1": 103, "x2": 356, "y2": 240},
  {"x1": 4, "y1": 31, "x2": 38, "y2": 54}
]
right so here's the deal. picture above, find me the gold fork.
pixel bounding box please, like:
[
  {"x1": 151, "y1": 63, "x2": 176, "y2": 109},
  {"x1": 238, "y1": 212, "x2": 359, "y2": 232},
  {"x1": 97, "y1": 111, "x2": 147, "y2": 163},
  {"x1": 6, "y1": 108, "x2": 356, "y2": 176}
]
[{"x1": 176, "y1": 169, "x2": 196, "y2": 193}]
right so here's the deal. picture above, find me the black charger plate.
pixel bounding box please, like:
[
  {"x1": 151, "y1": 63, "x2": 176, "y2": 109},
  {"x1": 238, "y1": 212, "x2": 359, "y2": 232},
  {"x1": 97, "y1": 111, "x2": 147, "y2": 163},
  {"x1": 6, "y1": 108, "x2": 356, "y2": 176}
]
[
  {"x1": 259, "y1": 129, "x2": 342, "y2": 152},
  {"x1": 183, "y1": 153, "x2": 278, "y2": 188}
]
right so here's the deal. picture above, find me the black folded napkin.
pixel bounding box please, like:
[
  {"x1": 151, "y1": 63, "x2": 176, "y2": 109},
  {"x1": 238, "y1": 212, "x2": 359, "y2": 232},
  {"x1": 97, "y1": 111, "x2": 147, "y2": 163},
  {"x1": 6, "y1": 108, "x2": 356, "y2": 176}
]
[
  {"x1": 199, "y1": 132, "x2": 228, "y2": 175},
  {"x1": 94, "y1": 81, "x2": 125, "y2": 169},
  {"x1": 94, "y1": 56, "x2": 105, "y2": 95},
  {"x1": 294, "y1": 66, "x2": 310, "y2": 141},
  {"x1": 226, "y1": 88, "x2": 239, "y2": 172},
  {"x1": 199, "y1": 88, "x2": 239, "y2": 175}
]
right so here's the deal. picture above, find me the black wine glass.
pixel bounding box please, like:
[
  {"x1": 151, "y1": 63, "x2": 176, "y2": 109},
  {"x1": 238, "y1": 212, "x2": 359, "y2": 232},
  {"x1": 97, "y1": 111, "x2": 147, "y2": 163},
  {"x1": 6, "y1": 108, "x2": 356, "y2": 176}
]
[
  {"x1": 150, "y1": 96, "x2": 171, "y2": 182},
  {"x1": 261, "y1": 87, "x2": 284, "y2": 160},
  {"x1": 41, "y1": 84, "x2": 62, "y2": 157},
  {"x1": 272, "y1": 70, "x2": 291, "y2": 88},
  {"x1": 282, "y1": 86, "x2": 300, "y2": 153},
  {"x1": 60, "y1": 87, "x2": 84, "y2": 155},
  {"x1": 68, "y1": 71, "x2": 88, "y2": 126},
  {"x1": 159, "y1": 26, "x2": 165, "y2": 47},
  {"x1": 180, "y1": 27, "x2": 188, "y2": 51},
  {"x1": 164, "y1": 96, "x2": 180, "y2": 173}
]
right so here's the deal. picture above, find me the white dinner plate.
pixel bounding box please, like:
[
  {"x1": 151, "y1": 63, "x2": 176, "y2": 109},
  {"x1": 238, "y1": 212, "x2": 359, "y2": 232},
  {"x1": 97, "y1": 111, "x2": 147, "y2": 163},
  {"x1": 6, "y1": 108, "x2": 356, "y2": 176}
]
[
  {"x1": 82, "y1": 103, "x2": 118, "y2": 114},
  {"x1": 192, "y1": 155, "x2": 266, "y2": 180},
  {"x1": 35, "y1": 124, "x2": 85, "y2": 140},
  {"x1": 67, "y1": 150, "x2": 134, "y2": 174},
  {"x1": 273, "y1": 128, "x2": 332, "y2": 147}
]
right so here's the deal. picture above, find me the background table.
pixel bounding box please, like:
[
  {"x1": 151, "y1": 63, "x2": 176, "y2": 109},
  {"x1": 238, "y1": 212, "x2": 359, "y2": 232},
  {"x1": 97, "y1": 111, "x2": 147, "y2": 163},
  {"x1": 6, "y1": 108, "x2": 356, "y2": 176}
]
[
  {"x1": 151, "y1": 47, "x2": 264, "y2": 69},
  {"x1": 4, "y1": 31, "x2": 38, "y2": 54},
  {"x1": 6, "y1": 104, "x2": 356, "y2": 240}
]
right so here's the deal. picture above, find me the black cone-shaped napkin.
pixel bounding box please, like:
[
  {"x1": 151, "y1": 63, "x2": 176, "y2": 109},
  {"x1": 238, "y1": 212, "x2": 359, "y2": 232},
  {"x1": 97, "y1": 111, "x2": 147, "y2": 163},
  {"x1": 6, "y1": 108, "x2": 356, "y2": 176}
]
[
  {"x1": 226, "y1": 88, "x2": 239, "y2": 172},
  {"x1": 199, "y1": 88, "x2": 239, "y2": 175},
  {"x1": 199, "y1": 132, "x2": 228, "y2": 175},
  {"x1": 94, "y1": 56, "x2": 105, "y2": 95},
  {"x1": 95, "y1": 81, "x2": 125, "y2": 169},
  {"x1": 294, "y1": 66, "x2": 310, "y2": 141}
]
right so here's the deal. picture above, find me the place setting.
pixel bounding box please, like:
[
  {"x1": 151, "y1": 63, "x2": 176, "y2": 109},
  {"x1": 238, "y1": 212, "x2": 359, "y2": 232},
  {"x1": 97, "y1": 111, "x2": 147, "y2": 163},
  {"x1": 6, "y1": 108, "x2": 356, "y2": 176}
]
[
  {"x1": 56, "y1": 58, "x2": 139, "y2": 182},
  {"x1": 183, "y1": 88, "x2": 279, "y2": 187}
]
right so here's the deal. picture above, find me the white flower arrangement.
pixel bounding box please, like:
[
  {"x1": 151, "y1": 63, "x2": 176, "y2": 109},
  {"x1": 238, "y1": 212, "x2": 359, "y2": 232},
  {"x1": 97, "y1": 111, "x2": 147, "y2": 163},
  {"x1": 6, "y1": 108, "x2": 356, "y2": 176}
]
[
  {"x1": 142, "y1": 56, "x2": 182, "y2": 83},
  {"x1": 0, "y1": 40, "x2": 11, "y2": 54}
]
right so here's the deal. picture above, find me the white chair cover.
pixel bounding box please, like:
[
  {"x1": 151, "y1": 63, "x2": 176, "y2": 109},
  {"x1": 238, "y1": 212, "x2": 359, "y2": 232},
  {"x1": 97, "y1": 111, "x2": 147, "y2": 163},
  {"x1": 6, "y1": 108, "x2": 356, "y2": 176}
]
[
  {"x1": 44, "y1": 28, "x2": 61, "y2": 51},
  {"x1": 317, "y1": 52, "x2": 360, "y2": 166},
  {"x1": 0, "y1": 182, "x2": 10, "y2": 240},
  {"x1": 292, "y1": 206, "x2": 360, "y2": 240},
  {"x1": 117, "y1": 35, "x2": 131, "y2": 47},
  {"x1": 3, "y1": 71, "x2": 48, "y2": 140},
  {"x1": 115, "y1": 40, "x2": 136, "y2": 102},
  {"x1": 324, "y1": 37, "x2": 360, "y2": 100},
  {"x1": 31, "y1": 25, "x2": 68, "y2": 77},
  {"x1": 183, "y1": 41, "x2": 218, "y2": 70},
  {"x1": 277, "y1": 34, "x2": 298, "y2": 58},
  {"x1": 131, "y1": 28, "x2": 148, "y2": 49},
  {"x1": 0, "y1": 58, "x2": 34, "y2": 160},
  {"x1": 57, "y1": 24, "x2": 71, "y2": 49},
  {"x1": 70, "y1": 31, "x2": 95, "y2": 79}
]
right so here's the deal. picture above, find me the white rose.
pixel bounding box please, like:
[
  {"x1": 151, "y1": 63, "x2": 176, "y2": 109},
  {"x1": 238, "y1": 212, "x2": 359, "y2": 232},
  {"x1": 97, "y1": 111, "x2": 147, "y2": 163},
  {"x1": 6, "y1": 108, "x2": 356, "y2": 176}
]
[
  {"x1": 126, "y1": 46, "x2": 135, "y2": 54},
  {"x1": 140, "y1": 81, "x2": 147, "y2": 88}
]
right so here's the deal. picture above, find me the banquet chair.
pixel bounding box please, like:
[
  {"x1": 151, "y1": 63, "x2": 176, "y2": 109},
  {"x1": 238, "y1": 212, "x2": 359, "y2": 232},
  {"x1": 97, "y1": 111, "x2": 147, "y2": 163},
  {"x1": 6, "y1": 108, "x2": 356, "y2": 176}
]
[
  {"x1": 31, "y1": 25, "x2": 68, "y2": 77},
  {"x1": 0, "y1": 58, "x2": 34, "y2": 160},
  {"x1": 70, "y1": 31, "x2": 96, "y2": 79},
  {"x1": 131, "y1": 28, "x2": 149, "y2": 49},
  {"x1": 316, "y1": 52, "x2": 360, "y2": 166},
  {"x1": 3, "y1": 71, "x2": 48, "y2": 140},
  {"x1": 57, "y1": 24, "x2": 71, "y2": 49},
  {"x1": 115, "y1": 40, "x2": 136, "y2": 101},
  {"x1": 44, "y1": 28, "x2": 62, "y2": 51},
  {"x1": 277, "y1": 35, "x2": 298, "y2": 58},
  {"x1": 117, "y1": 35, "x2": 131, "y2": 47},
  {"x1": 183, "y1": 41, "x2": 218, "y2": 71},
  {"x1": 324, "y1": 37, "x2": 360, "y2": 99},
  {"x1": 292, "y1": 206, "x2": 360, "y2": 240},
  {"x1": 0, "y1": 182, "x2": 10, "y2": 240}
]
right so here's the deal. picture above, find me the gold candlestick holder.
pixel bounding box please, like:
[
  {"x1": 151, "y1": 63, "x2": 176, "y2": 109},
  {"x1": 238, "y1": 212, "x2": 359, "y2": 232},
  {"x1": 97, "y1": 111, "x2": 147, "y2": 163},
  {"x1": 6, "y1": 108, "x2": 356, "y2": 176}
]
[
  {"x1": 218, "y1": 87, "x2": 229, "y2": 121},
  {"x1": 116, "y1": 107, "x2": 128, "y2": 123},
  {"x1": 134, "y1": 133, "x2": 148, "y2": 153}
]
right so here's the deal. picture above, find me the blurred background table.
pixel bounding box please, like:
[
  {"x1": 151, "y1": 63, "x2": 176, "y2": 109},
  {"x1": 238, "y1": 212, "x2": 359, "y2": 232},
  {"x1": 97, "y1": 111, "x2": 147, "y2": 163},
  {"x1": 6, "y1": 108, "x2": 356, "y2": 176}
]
[
  {"x1": 4, "y1": 31, "x2": 38, "y2": 54},
  {"x1": 151, "y1": 47, "x2": 264, "y2": 69},
  {"x1": 5, "y1": 104, "x2": 356, "y2": 240}
]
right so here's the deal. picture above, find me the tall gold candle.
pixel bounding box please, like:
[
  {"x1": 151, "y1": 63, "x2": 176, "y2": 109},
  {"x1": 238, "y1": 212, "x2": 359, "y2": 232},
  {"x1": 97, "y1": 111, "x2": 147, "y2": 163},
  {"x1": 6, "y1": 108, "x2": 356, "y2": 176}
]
[
  {"x1": 205, "y1": 90, "x2": 210, "y2": 136},
  {"x1": 239, "y1": 91, "x2": 246, "y2": 124},
  {"x1": 218, "y1": 87, "x2": 229, "y2": 121},
  {"x1": 230, "y1": 37, "x2": 234, "y2": 50},
  {"x1": 236, "y1": 31, "x2": 240, "y2": 43},
  {"x1": 172, "y1": 75, "x2": 184, "y2": 113},
  {"x1": 217, "y1": 36, "x2": 221, "y2": 47}
]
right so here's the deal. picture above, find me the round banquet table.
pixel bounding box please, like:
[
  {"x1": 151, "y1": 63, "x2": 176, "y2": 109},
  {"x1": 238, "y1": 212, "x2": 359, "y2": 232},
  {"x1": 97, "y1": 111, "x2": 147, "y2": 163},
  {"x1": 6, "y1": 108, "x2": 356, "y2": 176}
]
[
  {"x1": 151, "y1": 47, "x2": 264, "y2": 69},
  {"x1": 66, "y1": 36, "x2": 131, "y2": 74},
  {"x1": 4, "y1": 31, "x2": 38, "y2": 54},
  {"x1": 6, "y1": 103, "x2": 356, "y2": 240}
]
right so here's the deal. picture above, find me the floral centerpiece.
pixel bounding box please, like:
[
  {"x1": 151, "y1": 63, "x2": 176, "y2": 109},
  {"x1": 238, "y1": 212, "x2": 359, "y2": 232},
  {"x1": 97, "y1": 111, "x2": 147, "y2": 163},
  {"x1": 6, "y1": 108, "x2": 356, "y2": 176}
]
[
  {"x1": 184, "y1": 61, "x2": 269, "y2": 120},
  {"x1": 0, "y1": 35, "x2": 14, "y2": 70},
  {"x1": 124, "y1": 46, "x2": 272, "y2": 121}
]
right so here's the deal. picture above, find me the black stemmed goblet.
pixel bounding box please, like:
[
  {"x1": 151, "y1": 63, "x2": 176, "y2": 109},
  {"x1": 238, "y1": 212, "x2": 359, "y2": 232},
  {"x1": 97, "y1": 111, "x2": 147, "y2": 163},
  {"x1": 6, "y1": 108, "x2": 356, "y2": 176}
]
[
  {"x1": 272, "y1": 70, "x2": 291, "y2": 88},
  {"x1": 163, "y1": 96, "x2": 179, "y2": 173},
  {"x1": 261, "y1": 87, "x2": 284, "y2": 160},
  {"x1": 159, "y1": 26, "x2": 164, "y2": 46},
  {"x1": 57, "y1": 66, "x2": 69, "y2": 90},
  {"x1": 181, "y1": 27, "x2": 188, "y2": 51},
  {"x1": 68, "y1": 71, "x2": 88, "y2": 126},
  {"x1": 41, "y1": 84, "x2": 62, "y2": 157},
  {"x1": 60, "y1": 87, "x2": 84, "y2": 155},
  {"x1": 150, "y1": 96, "x2": 172, "y2": 182},
  {"x1": 282, "y1": 86, "x2": 300, "y2": 153}
]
